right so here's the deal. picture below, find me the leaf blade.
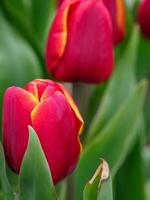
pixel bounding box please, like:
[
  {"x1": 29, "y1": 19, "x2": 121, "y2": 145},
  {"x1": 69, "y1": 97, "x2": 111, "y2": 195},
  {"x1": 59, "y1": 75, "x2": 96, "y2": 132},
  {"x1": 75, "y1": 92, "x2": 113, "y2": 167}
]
[
  {"x1": 0, "y1": 144, "x2": 13, "y2": 200},
  {"x1": 84, "y1": 160, "x2": 113, "y2": 200},
  {"x1": 86, "y1": 26, "x2": 139, "y2": 143},
  {"x1": 19, "y1": 126, "x2": 57, "y2": 200},
  {"x1": 75, "y1": 80, "x2": 147, "y2": 200}
]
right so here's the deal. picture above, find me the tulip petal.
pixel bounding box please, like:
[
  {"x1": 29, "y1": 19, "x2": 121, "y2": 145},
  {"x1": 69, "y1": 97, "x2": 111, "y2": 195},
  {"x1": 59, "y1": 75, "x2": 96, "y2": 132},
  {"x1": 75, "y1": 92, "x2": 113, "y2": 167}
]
[
  {"x1": 25, "y1": 79, "x2": 57, "y2": 101},
  {"x1": 31, "y1": 91, "x2": 81, "y2": 183},
  {"x1": 25, "y1": 81, "x2": 38, "y2": 100},
  {"x1": 46, "y1": 0, "x2": 80, "y2": 71},
  {"x1": 56, "y1": 83, "x2": 83, "y2": 134},
  {"x1": 103, "y1": 0, "x2": 125, "y2": 45},
  {"x1": 40, "y1": 85, "x2": 56, "y2": 101},
  {"x1": 137, "y1": 0, "x2": 150, "y2": 38},
  {"x1": 52, "y1": 0, "x2": 113, "y2": 83},
  {"x1": 2, "y1": 87, "x2": 38, "y2": 172},
  {"x1": 29, "y1": 79, "x2": 83, "y2": 133},
  {"x1": 115, "y1": 0, "x2": 126, "y2": 44}
]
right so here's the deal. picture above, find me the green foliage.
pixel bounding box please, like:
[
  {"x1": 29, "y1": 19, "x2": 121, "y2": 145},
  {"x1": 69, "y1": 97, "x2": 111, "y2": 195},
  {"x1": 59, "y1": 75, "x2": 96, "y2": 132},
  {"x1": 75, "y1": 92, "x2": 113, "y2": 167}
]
[
  {"x1": 115, "y1": 141, "x2": 146, "y2": 200},
  {"x1": 136, "y1": 37, "x2": 150, "y2": 138},
  {"x1": 19, "y1": 126, "x2": 57, "y2": 200},
  {"x1": 143, "y1": 146, "x2": 150, "y2": 181},
  {"x1": 0, "y1": 144, "x2": 13, "y2": 200},
  {"x1": 83, "y1": 160, "x2": 113, "y2": 200},
  {"x1": 0, "y1": 12, "x2": 42, "y2": 87},
  {"x1": 86, "y1": 26, "x2": 139, "y2": 143},
  {"x1": 1, "y1": 0, "x2": 55, "y2": 56},
  {"x1": 75, "y1": 80, "x2": 147, "y2": 199}
]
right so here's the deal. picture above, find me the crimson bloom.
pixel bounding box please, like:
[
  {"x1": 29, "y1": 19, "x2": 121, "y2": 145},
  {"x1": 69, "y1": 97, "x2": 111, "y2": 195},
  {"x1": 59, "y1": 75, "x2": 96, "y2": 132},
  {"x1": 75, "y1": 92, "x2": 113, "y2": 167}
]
[
  {"x1": 46, "y1": 0, "x2": 114, "y2": 83},
  {"x1": 137, "y1": 0, "x2": 150, "y2": 39},
  {"x1": 103, "y1": 0, "x2": 126, "y2": 45},
  {"x1": 2, "y1": 79, "x2": 83, "y2": 184}
]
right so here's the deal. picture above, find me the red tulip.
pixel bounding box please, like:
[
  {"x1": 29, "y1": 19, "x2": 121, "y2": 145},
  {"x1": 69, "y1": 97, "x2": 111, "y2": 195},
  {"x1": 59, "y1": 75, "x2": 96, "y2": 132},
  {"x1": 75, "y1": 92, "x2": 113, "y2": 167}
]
[
  {"x1": 46, "y1": 0, "x2": 114, "y2": 83},
  {"x1": 137, "y1": 0, "x2": 150, "y2": 39},
  {"x1": 103, "y1": 0, "x2": 126, "y2": 45},
  {"x1": 2, "y1": 79, "x2": 83, "y2": 184}
]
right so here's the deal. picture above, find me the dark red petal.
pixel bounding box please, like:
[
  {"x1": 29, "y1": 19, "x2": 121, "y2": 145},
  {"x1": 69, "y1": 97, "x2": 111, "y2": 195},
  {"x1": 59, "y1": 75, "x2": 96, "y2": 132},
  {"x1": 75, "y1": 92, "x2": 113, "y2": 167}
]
[
  {"x1": 52, "y1": 0, "x2": 114, "y2": 83},
  {"x1": 137, "y1": 0, "x2": 150, "y2": 38},
  {"x1": 45, "y1": 0, "x2": 79, "y2": 72},
  {"x1": 56, "y1": 83, "x2": 83, "y2": 135},
  {"x1": 103, "y1": 0, "x2": 125, "y2": 45},
  {"x1": 31, "y1": 91, "x2": 81, "y2": 183},
  {"x1": 2, "y1": 87, "x2": 38, "y2": 172}
]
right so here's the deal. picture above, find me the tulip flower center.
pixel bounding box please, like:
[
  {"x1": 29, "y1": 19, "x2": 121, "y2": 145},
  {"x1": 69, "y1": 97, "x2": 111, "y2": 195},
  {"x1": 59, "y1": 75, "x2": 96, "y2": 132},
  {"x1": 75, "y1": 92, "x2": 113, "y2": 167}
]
[{"x1": 25, "y1": 79, "x2": 84, "y2": 135}]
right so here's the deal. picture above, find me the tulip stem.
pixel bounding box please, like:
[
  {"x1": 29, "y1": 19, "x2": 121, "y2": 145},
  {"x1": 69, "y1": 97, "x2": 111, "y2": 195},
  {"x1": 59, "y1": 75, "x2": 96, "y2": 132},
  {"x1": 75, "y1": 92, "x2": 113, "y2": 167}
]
[
  {"x1": 66, "y1": 83, "x2": 93, "y2": 200},
  {"x1": 66, "y1": 174, "x2": 75, "y2": 200},
  {"x1": 72, "y1": 83, "x2": 93, "y2": 140},
  {"x1": 64, "y1": 82, "x2": 75, "y2": 200}
]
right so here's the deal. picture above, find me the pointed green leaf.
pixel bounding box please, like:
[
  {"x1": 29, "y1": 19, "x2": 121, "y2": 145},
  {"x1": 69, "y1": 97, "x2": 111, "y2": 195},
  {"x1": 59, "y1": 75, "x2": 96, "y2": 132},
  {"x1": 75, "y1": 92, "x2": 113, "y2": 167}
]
[
  {"x1": 0, "y1": 144, "x2": 13, "y2": 200},
  {"x1": 86, "y1": 26, "x2": 139, "y2": 143},
  {"x1": 84, "y1": 160, "x2": 113, "y2": 200},
  {"x1": 19, "y1": 126, "x2": 57, "y2": 200},
  {"x1": 75, "y1": 80, "x2": 147, "y2": 200}
]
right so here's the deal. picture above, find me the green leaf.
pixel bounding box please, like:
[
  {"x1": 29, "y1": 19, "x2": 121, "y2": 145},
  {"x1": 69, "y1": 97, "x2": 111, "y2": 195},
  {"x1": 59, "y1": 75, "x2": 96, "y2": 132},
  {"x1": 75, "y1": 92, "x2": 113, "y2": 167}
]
[
  {"x1": 84, "y1": 160, "x2": 113, "y2": 200},
  {"x1": 19, "y1": 126, "x2": 57, "y2": 200},
  {"x1": 88, "y1": 83, "x2": 107, "y2": 125},
  {"x1": 0, "y1": 144, "x2": 14, "y2": 200},
  {"x1": 143, "y1": 146, "x2": 150, "y2": 181},
  {"x1": 1, "y1": 0, "x2": 55, "y2": 55},
  {"x1": 56, "y1": 181, "x2": 67, "y2": 200},
  {"x1": 0, "y1": 191, "x2": 3, "y2": 200},
  {"x1": 0, "y1": 11, "x2": 42, "y2": 138},
  {"x1": 86, "y1": 26, "x2": 139, "y2": 144},
  {"x1": 115, "y1": 141, "x2": 146, "y2": 200},
  {"x1": 145, "y1": 181, "x2": 150, "y2": 200},
  {"x1": 31, "y1": 0, "x2": 56, "y2": 44},
  {"x1": 135, "y1": 37, "x2": 150, "y2": 138},
  {"x1": 0, "y1": 12, "x2": 42, "y2": 86},
  {"x1": 74, "y1": 80, "x2": 147, "y2": 200}
]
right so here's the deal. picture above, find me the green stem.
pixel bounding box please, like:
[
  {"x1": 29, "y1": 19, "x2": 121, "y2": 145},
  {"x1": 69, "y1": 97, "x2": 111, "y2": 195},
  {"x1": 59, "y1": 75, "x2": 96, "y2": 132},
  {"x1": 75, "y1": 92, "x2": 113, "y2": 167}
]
[
  {"x1": 72, "y1": 83, "x2": 93, "y2": 141},
  {"x1": 66, "y1": 83, "x2": 93, "y2": 200}
]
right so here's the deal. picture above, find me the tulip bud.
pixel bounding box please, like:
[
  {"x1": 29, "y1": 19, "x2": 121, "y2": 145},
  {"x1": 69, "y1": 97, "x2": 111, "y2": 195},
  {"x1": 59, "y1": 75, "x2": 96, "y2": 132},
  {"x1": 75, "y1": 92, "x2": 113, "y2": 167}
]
[
  {"x1": 103, "y1": 0, "x2": 126, "y2": 45},
  {"x1": 46, "y1": 0, "x2": 114, "y2": 83},
  {"x1": 2, "y1": 79, "x2": 83, "y2": 184},
  {"x1": 137, "y1": 0, "x2": 150, "y2": 39}
]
